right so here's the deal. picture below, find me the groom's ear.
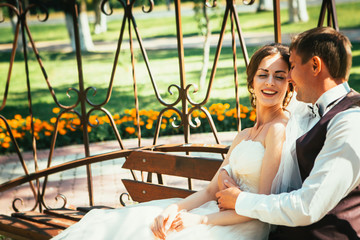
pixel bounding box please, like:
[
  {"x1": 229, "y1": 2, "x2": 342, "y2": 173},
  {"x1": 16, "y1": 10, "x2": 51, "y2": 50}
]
[{"x1": 311, "y1": 56, "x2": 322, "y2": 76}]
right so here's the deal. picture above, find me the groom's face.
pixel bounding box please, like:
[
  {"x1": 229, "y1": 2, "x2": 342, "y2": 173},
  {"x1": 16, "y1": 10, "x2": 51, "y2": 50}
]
[{"x1": 288, "y1": 50, "x2": 315, "y2": 103}]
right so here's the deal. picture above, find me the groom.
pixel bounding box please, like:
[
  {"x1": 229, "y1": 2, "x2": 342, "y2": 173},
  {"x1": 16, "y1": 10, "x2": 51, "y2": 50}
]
[{"x1": 216, "y1": 27, "x2": 360, "y2": 239}]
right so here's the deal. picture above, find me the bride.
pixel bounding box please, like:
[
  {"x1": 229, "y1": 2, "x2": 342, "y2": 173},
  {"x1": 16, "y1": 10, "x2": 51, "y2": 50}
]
[{"x1": 52, "y1": 44, "x2": 296, "y2": 240}]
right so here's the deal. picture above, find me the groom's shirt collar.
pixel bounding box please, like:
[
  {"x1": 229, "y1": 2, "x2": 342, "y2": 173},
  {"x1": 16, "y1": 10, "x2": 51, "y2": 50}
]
[{"x1": 314, "y1": 82, "x2": 351, "y2": 117}]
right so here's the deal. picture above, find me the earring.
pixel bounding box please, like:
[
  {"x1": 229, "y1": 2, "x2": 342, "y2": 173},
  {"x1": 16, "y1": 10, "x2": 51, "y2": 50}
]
[
  {"x1": 283, "y1": 91, "x2": 293, "y2": 108},
  {"x1": 252, "y1": 95, "x2": 256, "y2": 108}
]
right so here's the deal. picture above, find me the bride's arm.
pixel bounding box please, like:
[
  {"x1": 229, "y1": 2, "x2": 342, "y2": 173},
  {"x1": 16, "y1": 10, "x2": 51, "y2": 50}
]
[
  {"x1": 175, "y1": 122, "x2": 287, "y2": 228},
  {"x1": 175, "y1": 129, "x2": 251, "y2": 211},
  {"x1": 151, "y1": 130, "x2": 249, "y2": 238}
]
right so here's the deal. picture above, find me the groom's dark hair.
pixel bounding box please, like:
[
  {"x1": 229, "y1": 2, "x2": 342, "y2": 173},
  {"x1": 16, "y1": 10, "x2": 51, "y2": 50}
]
[{"x1": 290, "y1": 27, "x2": 352, "y2": 80}]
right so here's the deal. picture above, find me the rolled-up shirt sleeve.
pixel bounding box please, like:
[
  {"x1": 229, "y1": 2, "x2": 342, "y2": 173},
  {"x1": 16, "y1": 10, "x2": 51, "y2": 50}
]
[{"x1": 235, "y1": 109, "x2": 360, "y2": 226}]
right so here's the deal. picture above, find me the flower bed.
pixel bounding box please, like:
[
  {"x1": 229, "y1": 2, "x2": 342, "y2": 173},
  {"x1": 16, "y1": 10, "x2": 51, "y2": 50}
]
[{"x1": 0, "y1": 103, "x2": 255, "y2": 154}]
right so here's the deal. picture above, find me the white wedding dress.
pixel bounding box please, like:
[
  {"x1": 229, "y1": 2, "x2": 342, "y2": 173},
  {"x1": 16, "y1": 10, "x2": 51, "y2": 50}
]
[{"x1": 52, "y1": 140, "x2": 270, "y2": 240}]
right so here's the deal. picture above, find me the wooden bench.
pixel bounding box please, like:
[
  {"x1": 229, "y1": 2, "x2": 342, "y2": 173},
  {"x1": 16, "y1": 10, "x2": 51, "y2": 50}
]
[{"x1": 0, "y1": 144, "x2": 228, "y2": 239}]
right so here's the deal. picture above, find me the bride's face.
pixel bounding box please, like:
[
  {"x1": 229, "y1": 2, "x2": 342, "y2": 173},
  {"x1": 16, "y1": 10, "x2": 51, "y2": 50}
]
[{"x1": 252, "y1": 54, "x2": 289, "y2": 108}]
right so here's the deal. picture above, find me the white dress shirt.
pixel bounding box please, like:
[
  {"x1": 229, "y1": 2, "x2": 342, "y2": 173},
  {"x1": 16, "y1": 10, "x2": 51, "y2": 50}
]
[{"x1": 234, "y1": 82, "x2": 360, "y2": 226}]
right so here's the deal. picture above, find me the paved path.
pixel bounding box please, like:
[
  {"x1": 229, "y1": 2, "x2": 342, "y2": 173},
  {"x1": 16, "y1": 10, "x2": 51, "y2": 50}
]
[{"x1": 0, "y1": 132, "x2": 236, "y2": 215}]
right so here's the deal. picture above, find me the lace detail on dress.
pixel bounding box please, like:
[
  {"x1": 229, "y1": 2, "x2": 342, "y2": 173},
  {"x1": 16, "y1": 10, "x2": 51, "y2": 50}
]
[{"x1": 228, "y1": 140, "x2": 265, "y2": 193}]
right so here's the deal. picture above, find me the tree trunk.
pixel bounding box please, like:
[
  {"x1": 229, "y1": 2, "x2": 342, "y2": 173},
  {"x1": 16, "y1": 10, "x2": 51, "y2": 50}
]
[
  {"x1": 93, "y1": 0, "x2": 107, "y2": 34},
  {"x1": 199, "y1": 4, "x2": 211, "y2": 90},
  {"x1": 166, "y1": 0, "x2": 171, "y2": 11},
  {"x1": 64, "y1": 0, "x2": 94, "y2": 52},
  {"x1": 8, "y1": 3, "x2": 25, "y2": 51},
  {"x1": 257, "y1": 0, "x2": 273, "y2": 12},
  {"x1": 288, "y1": 0, "x2": 309, "y2": 23}
]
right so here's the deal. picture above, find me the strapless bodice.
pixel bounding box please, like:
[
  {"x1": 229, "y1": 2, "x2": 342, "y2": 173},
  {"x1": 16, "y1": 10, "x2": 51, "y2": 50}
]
[{"x1": 228, "y1": 140, "x2": 265, "y2": 193}]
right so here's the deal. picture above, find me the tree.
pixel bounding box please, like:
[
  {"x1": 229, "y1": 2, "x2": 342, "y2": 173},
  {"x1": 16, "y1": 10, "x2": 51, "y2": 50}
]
[
  {"x1": 93, "y1": 0, "x2": 107, "y2": 34},
  {"x1": 288, "y1": 0, "x2": 309, "y2": 23},
  {"x1": 194, "y1": 0, "x2": 211, "y2": 90},
  {"x1": 64, "y1": 0, "x2": 94, "y2": 52},
  {"x1": 7, "y1": 0, "x2": 28, "y2": 52},
  {"x1": 257, "y1": 0, "x2": 272, "y2": 12}
]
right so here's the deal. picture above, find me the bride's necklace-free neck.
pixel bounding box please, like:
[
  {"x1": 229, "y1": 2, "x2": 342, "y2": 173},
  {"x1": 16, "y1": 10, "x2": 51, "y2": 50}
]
[{"x1": 246, "y1": 108, "x2": 283, "y2": 141}]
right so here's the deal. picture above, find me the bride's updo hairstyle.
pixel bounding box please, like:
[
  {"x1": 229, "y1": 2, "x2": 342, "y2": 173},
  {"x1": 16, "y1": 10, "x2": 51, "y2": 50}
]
[{"x1": 246, "y1": 43, "x2": 294, "y2": 109}]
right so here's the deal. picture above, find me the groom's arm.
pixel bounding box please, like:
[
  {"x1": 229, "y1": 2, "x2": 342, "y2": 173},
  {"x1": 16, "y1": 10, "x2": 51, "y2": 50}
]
[{"x1": 221, "y1": 109, "x2": 360, "y2": 226}]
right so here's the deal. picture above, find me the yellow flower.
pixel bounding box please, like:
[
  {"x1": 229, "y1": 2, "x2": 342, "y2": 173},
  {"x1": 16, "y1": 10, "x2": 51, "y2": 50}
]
[
  {"x1": 4, "y1": 136, "x2": 11, "y2": 143},
  {"x1": 52, "y1": 107, "x2": 60, "y2": 114},
  {"x1": 161, "y1": 123, "x2": 166, "y2": 129}
]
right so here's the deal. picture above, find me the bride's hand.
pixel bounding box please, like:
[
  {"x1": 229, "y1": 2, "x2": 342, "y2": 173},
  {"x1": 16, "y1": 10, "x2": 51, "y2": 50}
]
[
  {"x1": 171, "y1": 212, "x2": 206, "y2": 232},
  {"x1": 151, "y1": 204, "x2": 179, "y2": 239}
]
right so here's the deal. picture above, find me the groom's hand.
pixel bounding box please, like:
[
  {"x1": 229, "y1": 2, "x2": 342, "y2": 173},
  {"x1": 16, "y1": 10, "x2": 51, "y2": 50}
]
[{"x1": 215, "y1": 180, "x2": 241, "y2": 211}]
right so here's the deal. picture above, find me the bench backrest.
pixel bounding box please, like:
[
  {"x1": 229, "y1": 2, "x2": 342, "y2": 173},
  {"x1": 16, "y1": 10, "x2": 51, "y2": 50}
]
[{"x1": 122, "y1": 150, "x2": 223, "y2": 203}]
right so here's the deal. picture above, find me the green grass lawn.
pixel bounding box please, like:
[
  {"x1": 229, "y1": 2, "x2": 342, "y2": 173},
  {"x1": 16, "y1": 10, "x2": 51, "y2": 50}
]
[{"x1": 0, "y1": 1, "x2": 359, "y2": 122}]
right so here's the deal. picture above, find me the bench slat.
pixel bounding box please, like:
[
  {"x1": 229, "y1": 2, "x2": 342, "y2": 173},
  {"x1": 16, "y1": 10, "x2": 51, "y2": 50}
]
[
  {"x1": 154, "y1": 143, "x2": 229, "y2": 154},
  {"x1": 77, "y1": 206, "x2": 114, "y2": 213},
  {"x1": 123, "y1": 150, "x2": 222, "y2": 181},
  {"x1": 44, "y1": 208, "x2": 85, "y2": 221},
  {"x1": 122, "y1": 179, "x2": 195, "y2": 203},
  {"x1": 12, "y1": 211, "x2": 78, "y2": 229},
  {"x1": 0, "y1": 214, "x2": 62, "y2": 240}
]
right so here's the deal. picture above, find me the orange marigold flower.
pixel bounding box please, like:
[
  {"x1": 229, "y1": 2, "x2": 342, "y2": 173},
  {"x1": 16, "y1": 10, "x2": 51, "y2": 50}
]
[
  {"x1": 52, "y1": 107, "x2": 60, "y2": 114},
  {"x1": 240, "y1": 113, "x2": 246, "y2": 119},
  {"x1": 14, "y1": 114, "x2": 22, "y2": 120},
  {"x1": 50, "y1": 117, "x2": 57, "y2": 124},
  {"x1": 217, "y1": 115, "x2": 225, "y2": 121},
  {"x1": 0, "y1": 133, "x2": 6, "y2": 139},
  {"x1": 225, "y1": 110, "x2": 233, "y2": 117},
  {"x1": 45, "y1": 131, "x2": 52, "y2": 136},
  {"x1": 125, "y1": 127, "x2": 136, "y2": 134},
  {"x1": 249, "y1": 114, "x2": 256, "y2": 122},
  {"x1": 224, "y1": 103, "x2": 230, "y2": 109},
  {"x1": 146, "y1": 124, "x2": 152, "y2": 130},
  {"x1": 72, "y1": 119, "x2": 81, "y2": 126},
  {"x1": 200, "y1": 112, "x2": 206, "y2": 118},
  {"x1": 192, "y1": 111, "x2": 199, "y2": 118},
  {"x1": 4, "y1": 136, "x2": 11, "y2": 143},
  {"x1": 2, "y1": 142, "x2": 10, "y2": 148},
  {"x1": 161, "y1": 123, "x2": 166, "y2": 129},
  {"x1": 59, "y1": 129, "x2": 67, "y2": 135},
  {"x1": 242, "y1": 106, "x2": 249, "y2": 113}
]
